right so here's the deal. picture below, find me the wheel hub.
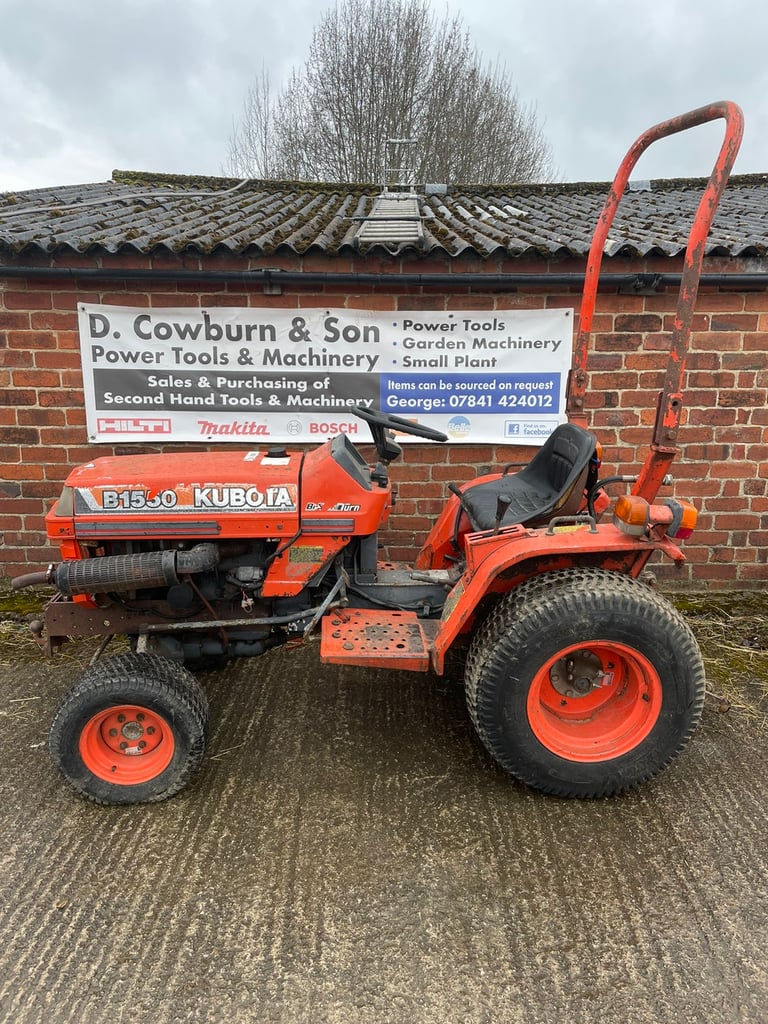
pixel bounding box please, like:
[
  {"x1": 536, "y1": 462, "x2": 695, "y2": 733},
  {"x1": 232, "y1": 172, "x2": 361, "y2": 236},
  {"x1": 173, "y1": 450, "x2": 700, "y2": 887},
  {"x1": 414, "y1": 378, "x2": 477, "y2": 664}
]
[
  {"x1": 529, "y1": 636, "x2": 665, "y2": 764},
  {"x1": 120, "y1": 720, "x2": 144, "y2": 742},
  {"x1": 92, "y1": 706, "x2": 164, "y2": 758},
  {"x1": 78, "y1": 703, "x2": 174, "y2": 783},
  {"x1": 549, "y1": 649, "x2": 612, "y2": 698}
]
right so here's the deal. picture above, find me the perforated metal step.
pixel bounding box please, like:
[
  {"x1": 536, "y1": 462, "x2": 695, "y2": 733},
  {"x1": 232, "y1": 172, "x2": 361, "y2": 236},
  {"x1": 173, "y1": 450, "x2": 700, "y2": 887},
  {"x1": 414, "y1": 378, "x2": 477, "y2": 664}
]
[{"x1": 320, "y1": 609, "x2": 437, "y2": 672}]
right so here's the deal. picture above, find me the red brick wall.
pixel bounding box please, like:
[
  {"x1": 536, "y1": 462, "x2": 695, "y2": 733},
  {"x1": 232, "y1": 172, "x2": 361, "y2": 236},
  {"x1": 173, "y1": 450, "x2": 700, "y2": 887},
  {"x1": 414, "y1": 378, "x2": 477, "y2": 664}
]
[{"x1": 1, "y1": 252, "x2": 766, "y2": 589}]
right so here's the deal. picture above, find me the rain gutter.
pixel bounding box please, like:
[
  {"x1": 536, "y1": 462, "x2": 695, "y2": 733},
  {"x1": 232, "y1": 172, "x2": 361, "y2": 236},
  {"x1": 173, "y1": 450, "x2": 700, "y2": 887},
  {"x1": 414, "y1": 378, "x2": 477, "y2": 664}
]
[{"x1": 0, "y1": 266, "x2": 766, "y2": 289}]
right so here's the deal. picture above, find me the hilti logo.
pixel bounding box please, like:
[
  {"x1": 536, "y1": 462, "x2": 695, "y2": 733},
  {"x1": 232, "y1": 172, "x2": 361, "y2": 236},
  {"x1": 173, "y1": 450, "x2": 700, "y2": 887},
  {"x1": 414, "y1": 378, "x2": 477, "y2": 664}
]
[{"x1": 97, "y1": 418, "x2": 172, "y2": 434}]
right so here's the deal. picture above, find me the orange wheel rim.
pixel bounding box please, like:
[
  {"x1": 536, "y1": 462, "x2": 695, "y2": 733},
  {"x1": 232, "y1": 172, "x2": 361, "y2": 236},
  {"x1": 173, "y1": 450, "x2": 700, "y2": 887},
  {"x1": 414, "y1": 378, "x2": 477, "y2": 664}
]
[
  {"x1": 526, "y1": 641, "x2": 662, "y2": 762},
  {"x1": 79, "y1": 704, "x2": 175, "y2": 784}
]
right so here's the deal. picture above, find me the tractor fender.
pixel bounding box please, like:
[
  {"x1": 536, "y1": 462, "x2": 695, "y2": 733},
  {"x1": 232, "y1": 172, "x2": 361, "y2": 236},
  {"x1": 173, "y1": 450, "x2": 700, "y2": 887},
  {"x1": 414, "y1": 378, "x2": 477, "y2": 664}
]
[{"x1": 431, "y1": 523, "x2": 685, "y2": 673}]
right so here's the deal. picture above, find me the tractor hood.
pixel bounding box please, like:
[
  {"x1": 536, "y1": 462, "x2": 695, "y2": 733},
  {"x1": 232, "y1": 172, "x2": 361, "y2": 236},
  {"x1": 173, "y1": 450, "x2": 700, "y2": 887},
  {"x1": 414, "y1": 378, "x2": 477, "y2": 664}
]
[
  {"x1": 47, "y1": 434, "x2": 391, "y2": 543},
  {"x1": 49, "y1": 448, "x2": 302, "y2": 541}
]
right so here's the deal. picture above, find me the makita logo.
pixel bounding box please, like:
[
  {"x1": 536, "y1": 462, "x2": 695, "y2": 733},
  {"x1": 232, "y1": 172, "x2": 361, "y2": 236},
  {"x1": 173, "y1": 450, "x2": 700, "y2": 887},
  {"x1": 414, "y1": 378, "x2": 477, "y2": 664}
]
[
  {"x1": 197, "y1": 420, "x2": 270, "y2": 437},
  {"x1": 193, "y1": 485, "x2": 295, "y2": 511}
]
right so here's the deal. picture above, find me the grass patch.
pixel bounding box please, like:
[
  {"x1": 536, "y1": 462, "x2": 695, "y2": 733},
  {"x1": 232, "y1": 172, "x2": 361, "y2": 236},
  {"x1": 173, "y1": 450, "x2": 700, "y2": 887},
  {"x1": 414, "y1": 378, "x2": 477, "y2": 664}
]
[
  {"x1": 1, "y1": 580, "x2": 766, "y2": 727},
  {"x1": 673, "y1": 592, "x2": 768, "y2": 728}
]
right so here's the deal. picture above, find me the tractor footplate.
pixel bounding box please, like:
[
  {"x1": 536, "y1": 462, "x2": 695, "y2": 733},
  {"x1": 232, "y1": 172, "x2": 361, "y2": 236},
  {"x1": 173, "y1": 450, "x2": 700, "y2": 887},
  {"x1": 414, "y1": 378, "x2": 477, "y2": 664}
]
[{"x1": 320, "y1": 609, "x2": 437, "y2": 671}]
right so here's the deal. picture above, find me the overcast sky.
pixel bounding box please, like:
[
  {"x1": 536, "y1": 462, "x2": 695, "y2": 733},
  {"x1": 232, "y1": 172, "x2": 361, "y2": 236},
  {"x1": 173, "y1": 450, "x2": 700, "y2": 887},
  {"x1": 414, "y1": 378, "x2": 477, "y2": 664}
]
[{"x1": 1, "y1": 0, "x2": 766, "y2": 192}]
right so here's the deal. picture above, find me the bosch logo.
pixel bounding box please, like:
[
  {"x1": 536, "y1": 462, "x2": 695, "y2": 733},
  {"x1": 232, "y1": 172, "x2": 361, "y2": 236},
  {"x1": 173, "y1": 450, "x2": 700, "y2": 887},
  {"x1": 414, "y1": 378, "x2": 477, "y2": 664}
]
[{"x1": 309, "y1": 422, "x2": 359, "y2": 434}]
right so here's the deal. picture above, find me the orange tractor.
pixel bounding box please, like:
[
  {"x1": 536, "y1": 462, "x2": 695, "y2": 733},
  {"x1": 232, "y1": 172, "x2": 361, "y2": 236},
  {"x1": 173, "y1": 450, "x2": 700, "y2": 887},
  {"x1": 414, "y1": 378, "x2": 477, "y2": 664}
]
[{"x1": 13, "y1": 101, "x2": 743, "y2": 803}]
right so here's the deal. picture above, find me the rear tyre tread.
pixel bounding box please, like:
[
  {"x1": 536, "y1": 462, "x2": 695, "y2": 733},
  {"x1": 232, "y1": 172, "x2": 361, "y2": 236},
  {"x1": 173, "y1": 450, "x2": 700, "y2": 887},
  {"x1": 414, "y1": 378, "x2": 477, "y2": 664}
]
[
  {"x1": 465, "y1": 569, "x2": 705, "y2": 798},
  {"x1": 466, "y1": 568, "x2": 620, "y2": 731}
]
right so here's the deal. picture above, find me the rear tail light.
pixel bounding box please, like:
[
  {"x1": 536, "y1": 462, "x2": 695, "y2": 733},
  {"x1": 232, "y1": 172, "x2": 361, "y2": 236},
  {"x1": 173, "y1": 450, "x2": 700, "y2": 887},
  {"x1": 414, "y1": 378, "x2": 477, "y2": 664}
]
[
  {"x1": 613, "y1": 495, "x2": 650, "y2": 536},
  {"x1": 662, "y1": 498, "x2": 698, "y2": 540},
  {"x1": 613, "y1": 495, "x2": 698, "y2": 540}
]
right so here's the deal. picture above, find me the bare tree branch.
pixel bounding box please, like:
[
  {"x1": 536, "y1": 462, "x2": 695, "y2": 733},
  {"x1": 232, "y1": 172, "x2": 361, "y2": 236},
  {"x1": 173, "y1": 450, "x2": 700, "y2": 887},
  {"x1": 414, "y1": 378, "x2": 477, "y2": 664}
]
[{"x1": 225, "y1": 0, "x2": 555, "y2": 184}]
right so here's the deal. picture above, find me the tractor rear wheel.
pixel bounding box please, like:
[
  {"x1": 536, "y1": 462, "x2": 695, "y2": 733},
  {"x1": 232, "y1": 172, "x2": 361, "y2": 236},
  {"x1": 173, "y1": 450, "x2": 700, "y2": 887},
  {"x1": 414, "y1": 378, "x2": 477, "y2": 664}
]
[
  {"x1": 50, "y1": 652, "x2": 209, "y2": 804},
  {"x1": 465, "y1": 569, "x2": 705, "y2": 797}
]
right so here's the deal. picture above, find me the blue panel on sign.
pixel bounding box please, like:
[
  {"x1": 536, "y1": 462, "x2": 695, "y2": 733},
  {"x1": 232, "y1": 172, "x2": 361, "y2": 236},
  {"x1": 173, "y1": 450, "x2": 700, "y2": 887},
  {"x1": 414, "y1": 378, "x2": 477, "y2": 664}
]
[{"x1": 380, "y1": 373, "x2": 561, "y2": 415}]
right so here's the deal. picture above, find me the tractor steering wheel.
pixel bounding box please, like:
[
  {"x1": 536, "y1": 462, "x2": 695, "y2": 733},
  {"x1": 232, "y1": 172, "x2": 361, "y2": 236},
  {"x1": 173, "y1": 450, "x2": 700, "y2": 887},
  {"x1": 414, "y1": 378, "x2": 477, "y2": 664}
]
[
  {"x1": 352, "y1": 405, "x2": 448, "y2": 441},
  {"x1": 352, "y1": 405, "x2": 447, "y2": 462}
]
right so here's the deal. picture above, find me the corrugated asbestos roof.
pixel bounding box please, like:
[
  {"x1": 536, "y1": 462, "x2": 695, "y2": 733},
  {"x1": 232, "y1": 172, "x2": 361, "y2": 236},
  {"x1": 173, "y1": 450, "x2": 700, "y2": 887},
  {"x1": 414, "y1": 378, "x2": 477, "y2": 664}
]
[{"x1": 0, "y1": 169, "x2": 767, "y2": 259}]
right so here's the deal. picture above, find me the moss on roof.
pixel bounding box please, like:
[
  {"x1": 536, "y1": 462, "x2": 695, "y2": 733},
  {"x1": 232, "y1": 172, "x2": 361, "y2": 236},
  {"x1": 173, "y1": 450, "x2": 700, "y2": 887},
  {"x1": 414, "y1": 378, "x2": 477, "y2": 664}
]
[{"x1": 0, "y1": 170, "x2": 764, "y2": 261}]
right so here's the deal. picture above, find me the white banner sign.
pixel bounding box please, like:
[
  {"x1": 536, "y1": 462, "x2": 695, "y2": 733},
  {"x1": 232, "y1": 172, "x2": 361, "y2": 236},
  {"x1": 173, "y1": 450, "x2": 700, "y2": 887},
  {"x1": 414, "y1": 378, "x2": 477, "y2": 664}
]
[{"x1": 77, "y1": 304, "x2": 573, "y2": 444}]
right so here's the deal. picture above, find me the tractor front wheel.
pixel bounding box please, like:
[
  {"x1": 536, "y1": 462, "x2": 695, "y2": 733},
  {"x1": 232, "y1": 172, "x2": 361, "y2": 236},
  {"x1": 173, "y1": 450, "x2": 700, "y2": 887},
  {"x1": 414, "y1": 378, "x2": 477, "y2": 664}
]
[
  {"x1": 465, "y1": 570, "x2": 705, "y2": 797},
  {"x1": 49, "y1": 652, "x2": 209, "y2": 804}
]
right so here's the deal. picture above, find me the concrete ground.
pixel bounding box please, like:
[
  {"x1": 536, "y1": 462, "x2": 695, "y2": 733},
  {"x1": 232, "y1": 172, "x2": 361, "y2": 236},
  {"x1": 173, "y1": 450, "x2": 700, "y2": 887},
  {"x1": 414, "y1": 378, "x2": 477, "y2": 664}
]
[{"x1": 0, "y1": 628, "x2": 766, "y2": 1024}]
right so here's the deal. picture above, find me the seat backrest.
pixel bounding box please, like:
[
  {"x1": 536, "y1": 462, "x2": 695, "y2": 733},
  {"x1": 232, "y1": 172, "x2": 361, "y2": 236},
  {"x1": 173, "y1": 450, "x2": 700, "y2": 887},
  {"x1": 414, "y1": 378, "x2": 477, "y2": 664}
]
[{"x1": 522, "y1": 423, "x2": 597, "y2": 514}]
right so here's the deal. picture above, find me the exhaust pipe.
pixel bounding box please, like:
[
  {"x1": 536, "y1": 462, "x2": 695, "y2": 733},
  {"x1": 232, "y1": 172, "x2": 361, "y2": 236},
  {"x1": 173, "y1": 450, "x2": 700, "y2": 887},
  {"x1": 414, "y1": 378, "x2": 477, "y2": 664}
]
[
  {"x1": 10, "y1": 570, "x2": 53, "y2": 590},
  {"x1": 12, "y1": 544, "x2": 219, "y2": 595}
]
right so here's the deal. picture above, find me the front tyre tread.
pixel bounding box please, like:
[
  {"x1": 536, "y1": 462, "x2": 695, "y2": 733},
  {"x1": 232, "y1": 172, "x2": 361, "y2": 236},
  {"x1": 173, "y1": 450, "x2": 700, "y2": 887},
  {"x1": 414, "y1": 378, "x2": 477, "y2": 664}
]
[{"x1": 49, "y1": 652, "x2": 209, "y2": 805}]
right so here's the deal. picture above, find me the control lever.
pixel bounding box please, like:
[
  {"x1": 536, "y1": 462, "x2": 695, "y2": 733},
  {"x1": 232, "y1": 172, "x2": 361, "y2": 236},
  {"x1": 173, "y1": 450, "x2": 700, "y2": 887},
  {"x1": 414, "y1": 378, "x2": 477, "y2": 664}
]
[{"x1": 493, "y1": 493, "x2": 513, "y2": 534}]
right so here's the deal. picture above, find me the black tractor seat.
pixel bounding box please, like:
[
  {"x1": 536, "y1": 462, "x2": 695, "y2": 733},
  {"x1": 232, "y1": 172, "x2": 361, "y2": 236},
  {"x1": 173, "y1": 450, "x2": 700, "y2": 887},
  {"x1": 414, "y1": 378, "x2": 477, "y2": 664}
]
[{"x1": 456, "y1": 422, "x2": 598, "y2": 531}]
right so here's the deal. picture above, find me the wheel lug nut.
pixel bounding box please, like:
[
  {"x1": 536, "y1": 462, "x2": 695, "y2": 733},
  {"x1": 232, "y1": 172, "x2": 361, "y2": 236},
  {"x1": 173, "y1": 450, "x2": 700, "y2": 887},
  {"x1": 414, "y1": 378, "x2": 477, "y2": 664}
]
[
  {"x1": 120, "y1": 742, "x2": 128, "y2": 750},
  {"x1": 146, "y1": 726, "x2": 156, "y2": 735},
  {"x1": 136, "y1": 713, "x2": 145, "y2": 722},
  {"x1": 109, "y1": 728, "x2": 118, "y2": 737},
  {"x1": 138, "y1": 741, "x2": 147, "y2": 750},
  {"x1": 117, "y1": 714, "x2": 126, "y2": 723}
]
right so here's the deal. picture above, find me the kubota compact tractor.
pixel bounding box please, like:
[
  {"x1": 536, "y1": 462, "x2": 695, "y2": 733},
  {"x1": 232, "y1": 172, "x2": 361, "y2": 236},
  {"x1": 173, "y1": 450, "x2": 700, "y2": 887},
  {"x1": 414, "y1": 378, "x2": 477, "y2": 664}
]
[{"x1": 13, "y1": 101, "x2": 744, "y2": 804}]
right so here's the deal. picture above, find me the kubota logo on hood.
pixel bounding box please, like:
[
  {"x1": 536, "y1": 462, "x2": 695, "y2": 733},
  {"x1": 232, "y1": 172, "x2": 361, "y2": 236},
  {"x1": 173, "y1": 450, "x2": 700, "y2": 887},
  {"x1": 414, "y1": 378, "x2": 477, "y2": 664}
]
[
  {"x1": 78, "y1": 483, "x2": 298, "y2": 515},
  {"x1": 193, "y1": 485, "x2": 296, "y2": 511}
]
